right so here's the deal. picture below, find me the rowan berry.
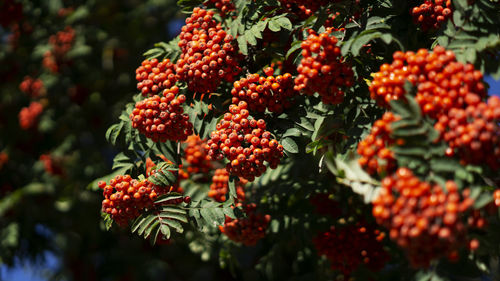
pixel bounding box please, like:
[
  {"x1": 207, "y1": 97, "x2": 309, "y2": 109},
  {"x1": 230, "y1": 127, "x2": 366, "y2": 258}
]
[
  {"x1": 19, "y1": 76, "x2": 45, "y2": 98},
  {"x1": 183, "y1": 135, "x2": 213, "y2": 174},
  {"x1": 18, "y1": 101, "x2": 43, "y2": 130},
  {"x1": 219, "y1": 203, "x2": 270, "y2": 246},
  {"x1": 372, "y1": 168, "x2": 482, "y2": 267},
  {"x1": 294, "y1": 28, "x2": 353, "y2": 105},
  {"x1": 357, "y1": 112, "x2": 400, "y2": 176},
  {"x1": 43, "y1": 26, "x2": 75, "y2": 73},
  {"x1": 410, "y1": 0, "x2": 453, "y2": 31},
  {"x1": 208, "y1": 168, "x2": 246, "y2": 202},
  {"x1": 129, "y1": 90, "x2": 193, "y2": 142},
  {"x1": 206, "y1": 101, "x2": 284, "y2": 181},
  {"x1": 370, "y1": 46, "x2": 486, "y2": 118},
  {"x1": 176, "y1": 8, "x2": 241, "y2": 94},
  {"x1": 435, "y1": 96, "x2": 500, "y2": 170},
  {"x1": 136, "y1": 58, "x2": 177, "y2": 96},
  {"x1": 313, "y1": 222, "x2": 389, "y2": 276},
  {"x1": 203, "y1": 0, "x2": 235, "y2": 16},
  {"x1": 39, "y1": 154, "x2": 64, "y2": 176},
  {"x1": 231, "y1": 68, "x2": 296, "y2": 113}
]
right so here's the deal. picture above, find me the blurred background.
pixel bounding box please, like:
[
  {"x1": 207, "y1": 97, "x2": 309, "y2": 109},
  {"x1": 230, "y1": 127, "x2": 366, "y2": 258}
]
[
  {"x1": 0, "y1": 0, "x2": 499, "y2": 280},
  {"x1": 0, "y1": 1, "x2": 236, "y2": 280}
]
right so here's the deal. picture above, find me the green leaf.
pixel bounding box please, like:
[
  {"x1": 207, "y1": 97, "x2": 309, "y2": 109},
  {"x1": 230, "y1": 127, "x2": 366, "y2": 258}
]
[
  {"x1": 275, "y1": 17, "x2": 292, "y2": 30},
  {"x1": 351, "y1": 30, "x2": 381, "y2": 56},
  {"x1": 101, "y1": 213, "x2": 113, "y2": 231},
  {"x1": 106, "y1": 123, "x2": 123, "y2": 146},
  {"x1": 228, "y1": 176, "x2": 237, "y2": 199},
  {"x1": 237, "y1": 36, "x2": 248, "y2": 55},
  {"x1": 268, "y1": 19, "x2": 281, "y2": 32},
  {"x1": 155, "y1": 193, "x2": 184, "y2": 205},
  {"x1": 147, "y1": 162, "x2": 178, "y2": 187},
  {"x1": 281, "y1": 137, "x2": 299, "y2": 154}
]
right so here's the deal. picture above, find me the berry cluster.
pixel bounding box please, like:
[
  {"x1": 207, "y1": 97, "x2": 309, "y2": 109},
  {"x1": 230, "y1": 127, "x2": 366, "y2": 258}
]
[
  {"x1": 98, "y1": 175, "x2": 186, "y2": 227},
  {"x1": 0, "y1": 0, "x2": 23, "y2": 28},
  {"x1": 19, "y1": 101, "x2": 43, "y2": 130},
  {"x1": 278, "y1": 0, "x2": 336, "y2": 19},
  {"x1": 231, "y1": 68, "x2": 296, "y2": 113},
  {"x1": 39, "y1": 154, "x2": 64, "y2": 176},
  {"x1": 313, "y1": 223, "x2": 389, "y2": 276},
  {"x1": 19, "y1": 76, "x2": 45, "y2": 98},
  {"x1": 357, "y1": 112, "x2": 400, "y2": 176},
  {"x1": 411, "y1": 0, "x2": 452, "y2": 31},
  {"x1": 309, "y1": 193, "x2": 342, "y2": 218},
  {"x1": 183, "y1": 135, "x2": 213, "y2": 174},
  {"x1": 372, "y1": 168, "x2": 480, "y2": 267},
  {"x1": 43, "y1": 26, "x2": 76, "y2": 73},
  {"x1": 130, "y1": 87, "x2": 193, "y2": 142},
  {"x1": 494, "y1": 189, "x2": 500, "y2": 207},
  {"x1": 176, "y1": 8, "x2": 241, "y2": 93},
  {"x1": 369, "y1": 46, "x2": 486, "y2": 118},
  {"x1": 203, "y1": 0, "x2": 235, "y2": 16},
  {"x1": 219, "y1": 203, "x2": 271, "y2": 246},
  {"x1": 208, "y1": 168, "x2": 246, "y2": 202},
  {"x1": 435, "y1": 96, "x2": 500, "y2": 170},
  {"x1": 206, "y1": 101, "x2": 284, "y2": 181},
  {"x1": 294, "y1": 28, "x2": 354, "y2": 104},
  {"x1": 135, "y1": 58, "x2": 176, "y2": 96}
]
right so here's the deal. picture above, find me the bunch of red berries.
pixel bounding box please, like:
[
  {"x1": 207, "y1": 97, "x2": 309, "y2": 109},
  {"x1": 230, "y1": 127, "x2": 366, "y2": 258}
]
[
  {"x1": 294, "y1": 28, "x2": 354, "y2": 105},
  {"x1": 39, "y1": 154, "x2": 64, "y2": 176},
  {"x1": 49, "y1": 26, "x2": 75, "y2": 56},
  {"x1": 411, "y1": 0, "x2": 452, "y2": 31},
  {"x1": 183, "y1": 135, "x2": 213, "y2": 174},
  {"x1": 309, "y1": 193, "x2": 342, "y2": 218},
  {"x1": 135, "y1": 58, "x2": 177, "y2": 96},
  {"x1": 357, "y1": 112, "x2": 400, "y2": 176},
  {"x1": 231, "y1": 68, "x2": 296, "y2": 113},
  {"x1": 313, "y1": 223, "x2": 389, "y2": 276},
  {"x1": 494, "y1": 189, "x2": 500, "y2": 207},
  {"x1": 278, "y1": 0, "x2": 337, "y2": 19},
  {"x1": 370, "y1": 46, "x2": 486, "y2": 118},
  {"x1": 434, "y1": 96, "x2": 500, "y2": 170},
  {"x1": 43, "y1": 26, "x2": 76, "y2": 73},
  {"x1": 176, "y1": 8, "x2": 241, "y2": 94},
  {"x1": 203, "y1": 0, "x2": 235, "y2": 16},
  {"x1": 219, "y1": 203, "x2": 271, "y2": 246},
  {"x1": 18, "y1": 101, "x2": 43, "y2": 130},
  {"x1": 98, "y1": 175, "x2": 187, "y2": 227},
  {"x1": 0, "y1": 0, "x2": 23, "y2": 28},
  {"x1": 372, "y1": 168, "x2": 480, "y2": 267},
  {"x1": 208, "y1": 168, "x2": 246, "y2": 202},
  {"x1": 19, "y1": 76, "x2": 45, "y2": 98},
  {"x1": 206, "y1": 101, "x2": 284, "y2": 182},
  {"x1": 130, "y1": 87, "x2": 193, "y2": 142}
]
